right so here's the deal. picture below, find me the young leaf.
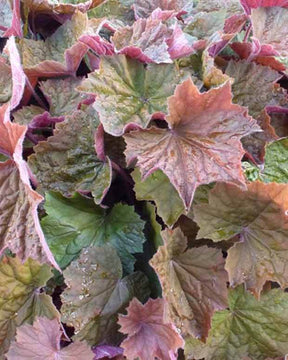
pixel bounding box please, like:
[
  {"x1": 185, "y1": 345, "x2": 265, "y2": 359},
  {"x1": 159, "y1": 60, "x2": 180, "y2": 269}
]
[
  {"x1": 150, "y1": 228, "x2": 228, "y2": 340},
  {"x1": 185, "y1": 286, "x2": 288, "y2": 360},
  {"x1": 194, "y1": 181, "x2": 288, "y2": 296},
  {"x1": 132, "y1": 168, "x2": 185, "y2": 227},
  {"x1": 28, "y1": 110, "x2": 112, "y2": 205},
  {"x1": 112, "y1": 18, "x2": 172, "y2": 63},
  {"x1": 124, "y1": 78, "x2": 259, "y2": 210},
  {"x1": 41, "y1": 192, "x2": 146, "y2": 272},
  {"x1": 0, "y1": 256, "x2": 55, "y2": 356},
  {"x1": 6, "y1": 317, "x2": 94, "y2": 360},
  {"x1": 20, "y1": 11, "x2": 88, "y2": 77},
  {"x1": 61, "y1": 246, "x2": 149, "y2": 344},
  {"x1": 77, "y1": 55, "x2": 180, "y2": 136},
  {"x1": 118, "y1": 297, "x2": 184, "y2": 360}
]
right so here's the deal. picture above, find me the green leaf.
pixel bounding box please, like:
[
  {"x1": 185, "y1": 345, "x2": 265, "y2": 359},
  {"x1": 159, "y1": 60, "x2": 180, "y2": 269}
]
[
  {"x1": 61, "y1": 245, "x2": 149, "y2": 345},
  {"x1": 132, "y1": 168, "x2": 185, "y2": 227},
  {"x1": 263, "y1": 138, "x2": 288, "y2": 183},
  {"x1": 20, "y1": 11, "x2": 88, "y2": 76},
  {"x1": 28, "y1": 110, "x2": 112, "y2": 204},
  {"x1": 0, "y1": 61, "x2": 12, "y2": 104},
  {"x1": 77, "y1": 55, "x2": 181, "y2": 136},
  {"x1": 41, "y1": 192, "x2": 146, "y2": 272},
  {"x1": 185, "y1": 286, "x2": 288, "y2": 360},
  {"x1": 40, "y1": 78, "x2": 86, "y2": 117},
  {"x1": 0, "y1": 256, "x2": 56, "y2": 356},
  {"x1": 88, "y1": 0, "x2": 135, "y2": 25}
]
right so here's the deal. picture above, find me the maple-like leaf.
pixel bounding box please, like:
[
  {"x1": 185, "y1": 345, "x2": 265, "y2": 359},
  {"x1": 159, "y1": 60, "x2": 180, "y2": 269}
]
[
  {"x1": 112, "y1": 16, "x2": 197, "y2": 63},
  {"x1": 150, "y1": 228, "x2": 228, "y2": 340},
  {"x1": 251, "y1": 7, "x2": 288, "y2": 57},
  {"x1": 0, "y1": 255, "x2": 57, "y2": 356},
  {"x1": 77, "y1": 55, "x2": 181, "y2": 136},
  {"x1": 263, "y1": 137, "x2": 288, "y2": 182},
  {"x1": 6, "y1": 317, "x2": 94, "y2": 360},
  {"x1": 118, "y1": 297, "x2": 184, "y2": 360},
  {"x1": 20, "y1": 11, "x2": 88, "y2": 77},
  {"x1": 28, "y1": 110, "x2": 112, "y2": 204},
  {"x1": 132, "y1": 168, "x2": 185, "y2": 227},
  {"x1": 124, "y1": 78, "x2": 259, "y2": 210},
  {"x1": 61, "y1": 245, "x2": 149, "y2": 344},
  {"x1": 41, "y1": 192, "x2": 146, "y2": 272},
  {"x1": 185, "y1": 286, "x2": 288, "y2": 360},
  {"x1": 225, "y1": 60, "x2": 282, "y2": 119},
  {"x1": 194, "y1": 181, "x2": 288, "y2": 296}
]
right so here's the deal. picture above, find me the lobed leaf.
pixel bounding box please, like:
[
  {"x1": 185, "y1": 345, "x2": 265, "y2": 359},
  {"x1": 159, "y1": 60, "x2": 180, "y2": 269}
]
[{"x1": 124, "y1": 78, "x2": 259, "y2": 210}]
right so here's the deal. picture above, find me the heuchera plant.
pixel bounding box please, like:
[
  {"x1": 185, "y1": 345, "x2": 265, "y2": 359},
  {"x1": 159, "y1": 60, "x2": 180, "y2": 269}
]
[{"x1": 2, "y1": 0, "x2": 288, "y2": 359}]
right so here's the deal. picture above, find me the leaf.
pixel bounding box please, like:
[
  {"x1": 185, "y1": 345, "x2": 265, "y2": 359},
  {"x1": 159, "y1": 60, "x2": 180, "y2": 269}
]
[
  {"x1": 0, "y1": 60, "x2": 12, "y2": 104},
  {"x1": 0, "y1": 256, "x2": 56, "y2": 356},
  {"x1": 92, "y1": 345, "x2": 124, "y2": 359},
  {"x1": 118, "y1": 297, "x2": 184, "y2": 360},
  {"x1": 185, "y1": 286, "x2": 288, "y2": 360},
  {"x1": 28, "y1": 110, "x2": 112, "y2": 204},
  {"x1": 20, "y1": 11, "x2": 88, "y2": 77},
  {"x1": 194, "y1": 181, "x2": 288, "y2": 297},
  {"x1": 251, "y1": 7, "x2": 288, "y2": 57},
  {"x1": 134, "y1": 0, "x2": 192, "y2": 18},
  {"x1": 6, "y1": 317, "x2": 94, "y2": 360},
  {"x1": 112, "y1": 16, "x2": 198, "y2": 63},
  {"x1": 5, "y1": 37, "x2": 26, "y2": 110},
  {"x1": 263, "y1": 137, "x2": 288, "y2": 182},
  {"x1": 124, "y1": 78, "x2": 259, "y2": 210},
  {"x1": 241, "y1": 109, "x2": 278, "y2": 164},
  {"x1": 77, "y1": 55, "x2": 181, "y2": 136},
  {"x1": 87, "y1": 0, "x2": 135, "y2": 24},
  {"x1": 0, "y1": 105, "x2": 58, "y2": 267},
  {"x1": 132, "y1": 168, "x2": 185, "y2": 227},
  {"x1": 23, "y1": 0, "x2": 106, "y2": 15},
  {"x1": 40, "y1": 78, "x2": 87, "y2": 117},
  {"x1": 112, "y1": 18, "x2": 172, "y2": 64},
  {"x1": 241, "y1": 0, "x2": 288, "y2": 14},
  {"x1": 150, "y1": 228, "x2": 228, "y2": 340},
  {"x1": 61, "y1": 246, "x2": 149, "y2": 344},
  {"x1": 41, "y1": 192, "x2": 146, "y2": 272},
  {"x1": 225, "y1": 60, "x2": 282, "y2": 119},
  {"x1": 184, "y1": 10, "x2": 227, "y2": 40}
]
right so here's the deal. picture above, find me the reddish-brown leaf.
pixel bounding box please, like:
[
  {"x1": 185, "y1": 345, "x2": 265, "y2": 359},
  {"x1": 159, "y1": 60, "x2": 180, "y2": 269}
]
[
  {"x1": 118, "y1": 298, "x2": 184, "y2": 360},
  {"x1": 150, "y1": 228, "x2": 228, "y2": 340},
  {"x1": 124, "y1": 78, "x2": 259, "y2": 210}
]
